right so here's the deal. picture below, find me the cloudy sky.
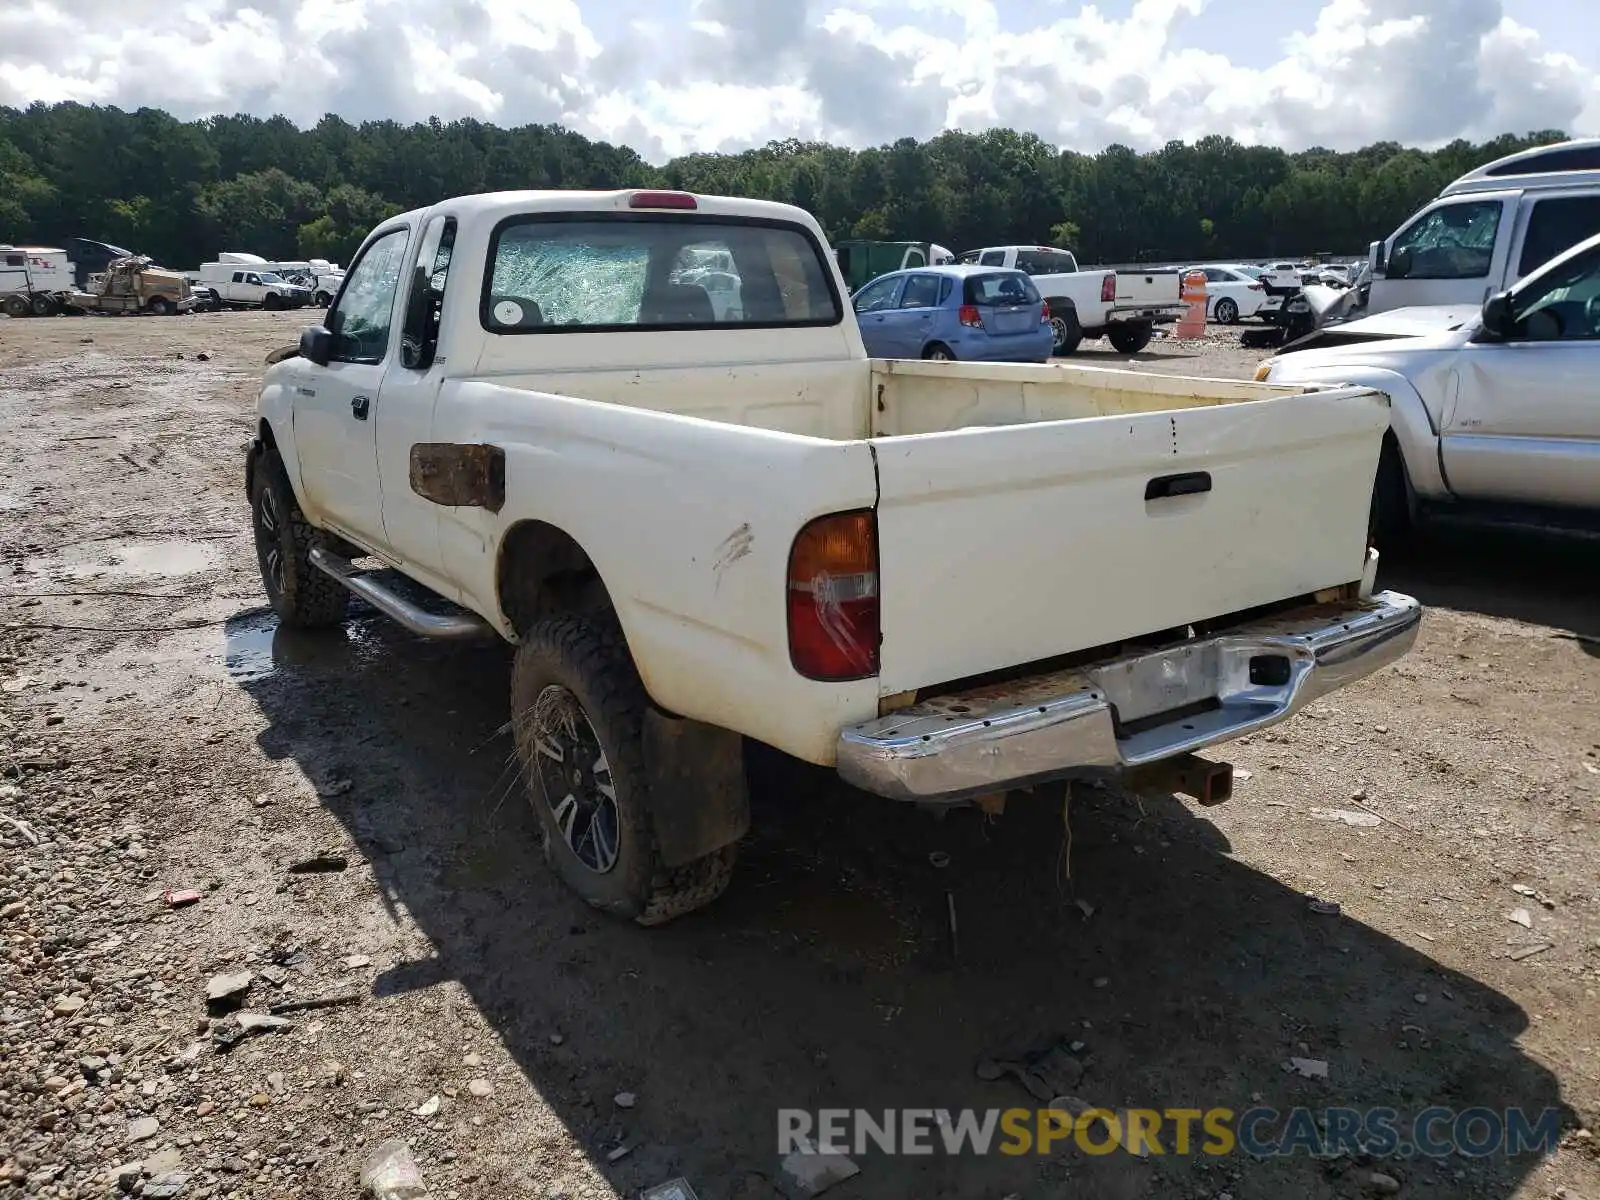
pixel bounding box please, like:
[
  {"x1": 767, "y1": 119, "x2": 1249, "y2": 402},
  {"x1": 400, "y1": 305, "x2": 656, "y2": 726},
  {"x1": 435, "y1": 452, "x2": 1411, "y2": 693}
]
[{"x1": 2, "y1": 0, "x2": 1596, "y2": 162}]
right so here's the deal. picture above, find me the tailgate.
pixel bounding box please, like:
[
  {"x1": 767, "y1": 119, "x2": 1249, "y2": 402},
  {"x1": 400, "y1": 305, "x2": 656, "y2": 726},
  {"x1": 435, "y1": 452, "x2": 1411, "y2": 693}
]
[
  {"x1": 1115, "y1": 268, "x2": 1179, "y2": 307},
  {"x1": 870, "y1": 386, "x2": 1390, "y2": 694}
]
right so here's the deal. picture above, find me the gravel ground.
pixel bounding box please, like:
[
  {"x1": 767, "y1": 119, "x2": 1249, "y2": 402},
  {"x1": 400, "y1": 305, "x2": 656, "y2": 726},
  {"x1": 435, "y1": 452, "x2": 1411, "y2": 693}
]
[{"x1": 1, "y1": 311, "x2": 1597, "y2": 1200}]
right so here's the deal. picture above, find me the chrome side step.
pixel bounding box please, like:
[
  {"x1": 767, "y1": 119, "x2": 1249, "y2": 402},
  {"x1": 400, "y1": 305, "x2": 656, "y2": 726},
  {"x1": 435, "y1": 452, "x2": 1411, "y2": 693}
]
[{"x1": 308, "y1": 546, "x2": 493, "y2": 641}]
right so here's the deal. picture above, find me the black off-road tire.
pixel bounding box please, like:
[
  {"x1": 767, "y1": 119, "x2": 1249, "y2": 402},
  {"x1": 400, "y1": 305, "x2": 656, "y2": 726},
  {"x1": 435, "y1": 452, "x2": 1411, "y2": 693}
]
[
  {"x1": 511, "y1": 615, "x2": 736, "y2": 926},
  {"x1": 249, "y1": 448, "x2": 349, "y2": 628},
  {"x1": 3, "y1": 295, "x2": 30, "y2": 319},
  {"x1": 1048, "y1": 302, "x2": 1083, "y2": 355},
  {"x1": 30, "y1": 294, "x2": 53, "y2": 317},
  {"x1": 1108, "y1": 322, "x2": 1155, "y2": 354},
  {"x1": 262, "y1": 293, "x2": 281, "y2": 311},
  {"x1": 1368, "y1": 435, "x2": 1412, "y2": 551}
]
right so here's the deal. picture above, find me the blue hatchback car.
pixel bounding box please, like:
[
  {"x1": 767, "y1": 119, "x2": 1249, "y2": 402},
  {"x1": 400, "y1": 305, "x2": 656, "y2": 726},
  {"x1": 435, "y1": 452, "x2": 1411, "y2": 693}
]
[{"x1": 850, "y1": 265, "x2": 1055, "y2": 363}]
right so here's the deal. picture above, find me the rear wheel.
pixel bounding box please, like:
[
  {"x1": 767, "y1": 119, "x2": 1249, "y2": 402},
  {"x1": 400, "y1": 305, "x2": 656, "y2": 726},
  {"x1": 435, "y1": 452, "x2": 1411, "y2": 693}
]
[
  {"x1": 1213, "y1": 297, "x2": 1239, "y2": 324},
  {"x1": 30, "y1": 294, "x2": 52, "y2": 317},
  {"x1": 511, "y1": 615, "x2": 736, "y2": 926},
  {"x1": 145, "y1": 296, "x2": 172, "y2": 316},
  {"x1": 1108, "y1": 322, "x2": 1155, "y2": 354},
  {"x1": 3, "y1": 295, "x2": 30, "y2": 319},
  {"x1": 923, "y1": 343, "x2": 955, "y2": 362},
  {"x1": 1048, "y1": 303, "x2": 1083, "y2": 355}
]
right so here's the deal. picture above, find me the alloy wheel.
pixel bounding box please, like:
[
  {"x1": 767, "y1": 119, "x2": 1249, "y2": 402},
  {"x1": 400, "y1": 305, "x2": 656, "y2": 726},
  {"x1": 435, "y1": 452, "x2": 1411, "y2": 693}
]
[
  {"x1": 530, "y1": 685, "x2": 620, "y2": 874},
  {"x1": 254, "y1": 487, "x2": 286, "y2": 594}
]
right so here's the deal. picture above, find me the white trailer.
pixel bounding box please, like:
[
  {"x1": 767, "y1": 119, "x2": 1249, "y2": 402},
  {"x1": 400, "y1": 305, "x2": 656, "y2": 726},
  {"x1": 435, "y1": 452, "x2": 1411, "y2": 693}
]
[{"x1": 0, "y1": 246, "x2": 75, "y2": 317}]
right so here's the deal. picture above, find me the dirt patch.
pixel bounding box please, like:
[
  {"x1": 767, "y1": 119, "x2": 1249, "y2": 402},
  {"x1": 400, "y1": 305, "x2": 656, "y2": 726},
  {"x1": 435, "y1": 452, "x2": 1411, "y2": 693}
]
[{"x1": 1, "y1": 311, "x2": 1597, "y2": 1200}]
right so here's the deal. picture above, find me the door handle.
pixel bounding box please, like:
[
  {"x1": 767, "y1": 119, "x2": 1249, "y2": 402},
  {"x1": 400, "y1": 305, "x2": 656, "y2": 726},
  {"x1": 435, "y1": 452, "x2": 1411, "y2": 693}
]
[
  {"x1": 351, "y1": 396, "x2": 370, "y2": 421},
  {"x1": 1145, "y1": 471, "x2": 1212, "y2": 501}
]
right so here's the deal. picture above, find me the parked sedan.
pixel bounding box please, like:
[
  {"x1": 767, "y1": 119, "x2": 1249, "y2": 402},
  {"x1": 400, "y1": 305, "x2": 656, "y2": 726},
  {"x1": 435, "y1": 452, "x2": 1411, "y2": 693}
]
[
  {"x1": 1184, "y1": 264, "x2": 1269, "y2": 323},
  {"x1": 851, "y1": 266, "x2": 1055, "y2": 362}
]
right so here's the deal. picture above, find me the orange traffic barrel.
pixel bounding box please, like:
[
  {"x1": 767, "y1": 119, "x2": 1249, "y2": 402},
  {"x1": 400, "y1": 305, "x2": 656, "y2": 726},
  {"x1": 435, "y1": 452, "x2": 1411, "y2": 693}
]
[{"x1": 1176, "y1": 270, "x2": 1207, "y2": 338}]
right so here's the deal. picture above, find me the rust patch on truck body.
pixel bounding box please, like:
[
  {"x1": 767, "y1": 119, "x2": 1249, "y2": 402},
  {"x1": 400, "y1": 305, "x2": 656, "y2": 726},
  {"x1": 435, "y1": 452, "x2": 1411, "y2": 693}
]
[{"x1": 410, "y1": 443, "x2": 506, "y2": 512}]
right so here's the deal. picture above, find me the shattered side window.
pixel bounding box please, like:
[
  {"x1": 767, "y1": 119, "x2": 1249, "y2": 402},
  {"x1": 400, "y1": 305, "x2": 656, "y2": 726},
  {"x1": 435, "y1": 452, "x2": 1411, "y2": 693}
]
[{"x1": 1390, "y1": 201, "x2": 1501, "y2": 280}]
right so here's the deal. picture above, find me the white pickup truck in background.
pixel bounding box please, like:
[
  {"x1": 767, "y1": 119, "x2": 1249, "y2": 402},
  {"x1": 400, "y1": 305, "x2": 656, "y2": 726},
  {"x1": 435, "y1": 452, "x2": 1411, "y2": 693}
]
[
  {"x1": 196, "y1": 261, "x2": 314, "y2": 309},
  {"x1": 1260, "y1": 230, "x2": 1600, "y2": 543},
  {"x1": 247, "y1": 188, "x2": 1420, "y2": 925},
  {"x1": 957, "y1": 244, "x2": 1184, "y2": 355}
]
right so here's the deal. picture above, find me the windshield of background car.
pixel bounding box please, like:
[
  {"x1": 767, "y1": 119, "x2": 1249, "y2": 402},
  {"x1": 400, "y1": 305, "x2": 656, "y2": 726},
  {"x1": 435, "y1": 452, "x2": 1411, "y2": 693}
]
[
  {"x1": 964, "y1": 272, "x2": 1041, "y2": 305},
  {"x1": 483, "y1": 216, "x2": 842, "y2": 332}
]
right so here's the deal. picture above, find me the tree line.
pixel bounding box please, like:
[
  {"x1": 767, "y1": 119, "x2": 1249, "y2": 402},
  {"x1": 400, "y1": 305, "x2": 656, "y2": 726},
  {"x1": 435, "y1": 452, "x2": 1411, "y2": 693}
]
[{"x1": 0, "y1": 102, "x2": 1568, "y2": 270}]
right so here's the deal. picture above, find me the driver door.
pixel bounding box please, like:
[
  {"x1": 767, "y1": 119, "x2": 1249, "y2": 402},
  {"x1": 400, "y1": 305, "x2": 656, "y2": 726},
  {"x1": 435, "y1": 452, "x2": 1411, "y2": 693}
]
[
  {"x1": 294, "y1": 224, "x2": 413, "y2": 551},
  {"x1": 1374, "y1": 194, "x2": 1515, "y2": 311},
  {"x1": 1442, "y1": 241, "x2": 1600, "y2": 508},
  {"x1": 851, "y1": 274, "x2": 906, "y2": 357}
]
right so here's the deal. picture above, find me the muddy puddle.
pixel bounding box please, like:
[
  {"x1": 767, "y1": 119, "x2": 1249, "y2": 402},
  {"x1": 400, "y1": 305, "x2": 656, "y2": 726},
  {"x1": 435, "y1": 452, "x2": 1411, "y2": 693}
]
[
  {"x1": 26, "y1": 536, "x2": 223, "y2": 582},
  {"x1": 221, "y1": 610, "x2": 391, "y2": 683}
]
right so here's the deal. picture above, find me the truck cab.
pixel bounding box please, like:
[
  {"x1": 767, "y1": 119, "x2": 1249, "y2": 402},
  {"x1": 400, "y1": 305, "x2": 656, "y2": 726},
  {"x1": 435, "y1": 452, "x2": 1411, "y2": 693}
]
[{"x1": 1366, "y1": 139, "x2": 1600, "y2": 316}]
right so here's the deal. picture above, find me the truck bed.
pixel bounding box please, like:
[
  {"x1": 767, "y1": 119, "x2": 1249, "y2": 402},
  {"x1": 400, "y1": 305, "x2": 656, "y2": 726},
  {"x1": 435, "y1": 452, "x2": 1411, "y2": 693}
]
[
  {"x1": 468, "y1": 354, "x2": 1350, "y2": 440},
  {"x1": 440, "y1": 360, "x2": 1389, "y2": 762}
]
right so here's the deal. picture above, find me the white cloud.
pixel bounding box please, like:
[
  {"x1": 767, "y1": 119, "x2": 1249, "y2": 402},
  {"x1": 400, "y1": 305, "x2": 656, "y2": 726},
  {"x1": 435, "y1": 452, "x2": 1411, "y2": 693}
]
[{"x1": 1, "y1": 0, "x2": 1595, "y2": 162}]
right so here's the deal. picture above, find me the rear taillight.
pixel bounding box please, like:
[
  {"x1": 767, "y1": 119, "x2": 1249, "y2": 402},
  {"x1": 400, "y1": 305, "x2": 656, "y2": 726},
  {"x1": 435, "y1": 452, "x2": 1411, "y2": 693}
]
[
  {"x1": 1101, "y1": 274, "x2": 1117, "y2": 303},
  {"x1": 1040, "y1": 300, "x2": 1051, "y2": 323},
  {"x1": 787, "y1": 511, "x2": 879, "y2": 681},
  {"x1": 1248, "y1": 283, "x2": 1264, "y2": 291},
  {"x1": 958, "y1": 304, "x2": 983, "y2": 328}
]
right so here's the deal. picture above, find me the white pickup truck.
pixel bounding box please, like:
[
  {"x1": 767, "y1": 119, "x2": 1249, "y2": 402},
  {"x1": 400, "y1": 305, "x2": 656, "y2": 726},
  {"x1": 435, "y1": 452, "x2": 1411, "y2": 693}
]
[
  {"x1": 956, "y1": 245, "x2": 1185, "y2": 355},
  {"x1": 1258, "y1": 231, "x2": 1600, "y2": 542},
  {"x1": 247, "y1": 188, "x2": 1421, "y2": 925},
  {"x1": 196, "y1": 264, "x2": 313, "y2": 310}
]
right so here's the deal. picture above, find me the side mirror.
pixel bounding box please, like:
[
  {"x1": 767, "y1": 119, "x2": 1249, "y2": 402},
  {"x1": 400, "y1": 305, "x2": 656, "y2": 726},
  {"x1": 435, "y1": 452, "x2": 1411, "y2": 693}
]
[
  {"x1": 1369, "y1": 240, "x2": 1386, "y2": 275},
  {"x1": 299, "y1": 325, "x2": 334, "y2": 367},
  {"x1": 1479, "y1": 292, "x2": 1514, "y2": 339},
  {"x1": 1387, "y1": 247, "x2": 1412, "y2": 281}
]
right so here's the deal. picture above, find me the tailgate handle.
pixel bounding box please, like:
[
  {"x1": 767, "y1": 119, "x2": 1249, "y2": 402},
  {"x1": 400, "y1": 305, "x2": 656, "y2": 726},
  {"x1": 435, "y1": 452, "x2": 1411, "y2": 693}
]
[{"x1": 1145, "y1": 471, "x2": 1212, "y2": 501}]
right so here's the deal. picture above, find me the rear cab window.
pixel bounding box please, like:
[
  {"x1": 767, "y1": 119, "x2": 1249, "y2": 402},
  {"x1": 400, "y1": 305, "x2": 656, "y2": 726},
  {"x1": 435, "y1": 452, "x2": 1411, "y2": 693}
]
[
  {"x1": 964, "y1": 273, "x2": 1041, "y2": 306},
  {"x1": 482, "y1": 214, "x2": 842, "y2": 333},
  {"x1": 1015, "y1": 249, "x2": 1077, "y2": 275}
]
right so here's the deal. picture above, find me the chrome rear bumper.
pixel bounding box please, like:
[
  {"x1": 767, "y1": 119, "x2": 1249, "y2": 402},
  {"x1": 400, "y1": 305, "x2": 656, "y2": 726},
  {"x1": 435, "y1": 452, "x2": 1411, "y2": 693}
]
[{"x1": 836, "y1": 590, "x2": 1421, "y2": 802}]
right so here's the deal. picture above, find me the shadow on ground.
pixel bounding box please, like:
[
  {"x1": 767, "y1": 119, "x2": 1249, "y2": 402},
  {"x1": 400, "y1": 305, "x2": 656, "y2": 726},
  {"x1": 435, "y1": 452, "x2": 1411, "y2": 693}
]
[
  {"x1": 1380, "y1": 525, "x2": 1599, "y2": 646},
  {"x1": 224, "y1": 584, "x2": 1572, "y2": 1200}
]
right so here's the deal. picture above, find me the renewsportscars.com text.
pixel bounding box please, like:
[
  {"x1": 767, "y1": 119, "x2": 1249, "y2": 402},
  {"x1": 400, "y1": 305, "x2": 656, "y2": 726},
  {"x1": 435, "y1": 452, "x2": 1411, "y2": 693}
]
[{"x1": 779, "y1": 1106, "x2": 1563, "y2": 1158}]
